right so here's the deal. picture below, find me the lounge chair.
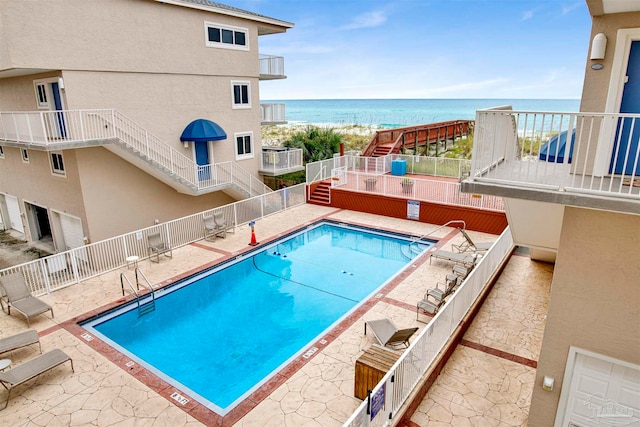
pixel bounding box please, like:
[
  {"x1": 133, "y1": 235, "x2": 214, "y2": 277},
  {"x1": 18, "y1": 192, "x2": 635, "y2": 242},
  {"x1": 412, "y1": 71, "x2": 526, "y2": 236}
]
[
  {"x1": 0, "y1": 330, "x2": 41, "y2": 355},
  {"x1": 147, "y1": 232, "x2": 172, "y2": 263},
  {"x1": 452, "y1": 228, "x2": 494, "y2": 253},
  {"x1": 429, "y1": 249, "x2": 476, "y2": 266},
  {"x1": 0, "y1": 349, "x2": 73, "y2": 410},
  {"x1": 416, "y1": 294, "x2": 445, "y2": 319},
  {"x1": 364, "y1": 318, "x2": 418, "y2": 348},
  {"x1": 0, "y1": 273, "x2": 54, "y2": 326}
]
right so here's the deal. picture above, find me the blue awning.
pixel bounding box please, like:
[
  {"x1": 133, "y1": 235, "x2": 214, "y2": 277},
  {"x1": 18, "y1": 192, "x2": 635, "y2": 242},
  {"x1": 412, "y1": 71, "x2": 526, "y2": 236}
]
[
  {"x1": 539, "y1": 129, "x2": 575, "y2": 164},
  {"x1": 180, "y1": 119, "x2": 227, "y2": 143}
]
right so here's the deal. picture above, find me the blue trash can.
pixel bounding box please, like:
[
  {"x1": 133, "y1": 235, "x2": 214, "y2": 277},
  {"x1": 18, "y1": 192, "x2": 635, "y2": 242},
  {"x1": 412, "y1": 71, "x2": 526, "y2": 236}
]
[{"x1": 391, "y1": 159, "x2": 407, "y2": 176}]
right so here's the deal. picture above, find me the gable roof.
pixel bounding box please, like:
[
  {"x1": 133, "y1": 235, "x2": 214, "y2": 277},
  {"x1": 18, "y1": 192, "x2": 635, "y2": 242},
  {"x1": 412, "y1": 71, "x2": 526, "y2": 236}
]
[{"x1": 154, "y1": 0, "x2": 294, "y2": 34}]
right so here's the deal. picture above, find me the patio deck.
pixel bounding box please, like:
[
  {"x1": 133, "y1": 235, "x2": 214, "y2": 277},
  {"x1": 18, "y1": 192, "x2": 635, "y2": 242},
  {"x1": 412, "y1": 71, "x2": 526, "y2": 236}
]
[{"x1": 0, "y1": 204, "x2": 548, "y2": 426}]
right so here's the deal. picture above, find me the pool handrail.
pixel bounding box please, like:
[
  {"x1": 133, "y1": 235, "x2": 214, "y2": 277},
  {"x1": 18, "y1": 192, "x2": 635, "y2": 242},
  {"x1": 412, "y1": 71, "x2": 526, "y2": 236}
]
[{"x1": 408, "y1": 220, "x2": 467, "y2": 253}]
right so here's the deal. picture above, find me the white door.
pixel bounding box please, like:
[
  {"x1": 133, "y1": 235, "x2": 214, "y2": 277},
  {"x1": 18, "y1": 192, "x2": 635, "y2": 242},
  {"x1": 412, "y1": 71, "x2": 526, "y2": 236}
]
[
  {"x1": 59, "y1": 213, "x2": 83, "y2": 250},
  {"x1": 559, "y1": 351, "x2": 640, "y2": 426},
  {"x1": 5, "y1": 195, "x2": 24, "y2": 233}
]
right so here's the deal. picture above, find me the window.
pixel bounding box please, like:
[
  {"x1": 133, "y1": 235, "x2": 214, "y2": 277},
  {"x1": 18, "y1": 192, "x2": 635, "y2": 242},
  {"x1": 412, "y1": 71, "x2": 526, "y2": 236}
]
[
  {"x1": 232, "y1": 81, "x2": 251, "y2": 108},
  {"x1": 0, "y1": 146, "x2": 4, "y2": 159},
  {"x1": 21, "y1": 149, "x2": 29, "y2": 163},
  {"x1": 50, "y1": 152, "x2": 65, "y2": 176},
  {"x1": 35, "y1": 82, "x2": 49, "y2": 108},
  {"x1": 235, "y1": 132, "x2": 253, "y2": 159},
  {"x1": 205, "y1": 22, "x2": 248, "y2": 50}
]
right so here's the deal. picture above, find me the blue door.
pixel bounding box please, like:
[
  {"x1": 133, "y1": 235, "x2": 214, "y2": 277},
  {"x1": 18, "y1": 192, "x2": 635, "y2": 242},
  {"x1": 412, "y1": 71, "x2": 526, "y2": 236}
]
[
  {"x1": 51, "y1": 82, "x2": 67, "y2": 138},
  {"x1": 610, "y1": 40, "x2": 640, "y2": 175},
  {"x1": 194, "y1": 140, "x2": 210, "y2": 181}
]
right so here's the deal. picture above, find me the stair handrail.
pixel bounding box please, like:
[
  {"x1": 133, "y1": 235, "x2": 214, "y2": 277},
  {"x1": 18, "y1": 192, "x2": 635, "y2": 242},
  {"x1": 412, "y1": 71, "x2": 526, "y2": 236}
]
[
  {"x1": 408, "y1": 220, "x2": 467, "y2": 252},
  {"x1": 120, "y1": 272, "x2": 142, "y2": 312},
  {"x1": 134, "y1": 268, "x2": 156, "y2": 305},
  {"x1": 108, "y1": 110, "x2": 272, "y2": 197}
]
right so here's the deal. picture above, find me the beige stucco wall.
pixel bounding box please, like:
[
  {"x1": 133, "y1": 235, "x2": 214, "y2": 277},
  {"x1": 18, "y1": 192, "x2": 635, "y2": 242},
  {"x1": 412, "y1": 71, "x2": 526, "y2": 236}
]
[
  {"x1": 75, "y1": 147, "x2": 234, "y2": 242},
  {"x1": 61, "y1": 70, "x2": 262, "y2": 172},
  {"x1": 0, "y1": 72, "x2": 62, "y2": 110},
  {"x1": 528, "y1": 207, "x2": 640, "y2": 425},
  {"x1": 0, "y1": 146, "x2": 87, "y2": 246},
  {"x1": 0, "y1": 0, "x2": 263, "y2": 78},
  {"x1": 580, "y1": 13, "x2": 640, "y2": 112}
]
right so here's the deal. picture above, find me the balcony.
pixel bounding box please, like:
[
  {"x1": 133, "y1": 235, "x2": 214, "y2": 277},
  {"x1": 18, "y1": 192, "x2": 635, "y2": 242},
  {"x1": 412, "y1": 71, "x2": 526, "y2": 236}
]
[
  {"x1": 260, "y1": 103, "x2": 286, "y2": 125},
  {"x1": 462, "y1": 107, "x2": 640, "y2": 214},
  {"x1": 259, "y1": 147, "x2": 304, "y2": 176},
  {"x1": 259, "y1": 54, "x2": 286, "y2": 80}
]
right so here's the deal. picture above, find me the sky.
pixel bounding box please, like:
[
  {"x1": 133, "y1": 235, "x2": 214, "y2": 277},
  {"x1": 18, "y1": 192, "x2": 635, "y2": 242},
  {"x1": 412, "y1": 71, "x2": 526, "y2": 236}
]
[{"x1": 223, "y1": 0, "x2": 592, "y2": 100}]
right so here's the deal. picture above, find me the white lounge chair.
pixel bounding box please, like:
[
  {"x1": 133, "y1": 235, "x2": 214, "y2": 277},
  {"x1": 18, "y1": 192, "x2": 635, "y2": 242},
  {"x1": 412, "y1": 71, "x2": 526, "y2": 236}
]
[
  {"x1": 429, "y1": 249, "x2": 476, "y2": 266},
  {"x1": 365, "y1": 319, "x2": 418, "y2": 348},
  {"x1": 0, "y1": 349, "x2": 73, "y2": 409},
  {"x1": 0, "y1": 330, "x2": 41, "y2": 355},
  {"x1": 0, "y1": 273, "x2": 54, "y2": 326},
  {"x1": 452, "y1": 228, "x2": 494, "y2": 253}
]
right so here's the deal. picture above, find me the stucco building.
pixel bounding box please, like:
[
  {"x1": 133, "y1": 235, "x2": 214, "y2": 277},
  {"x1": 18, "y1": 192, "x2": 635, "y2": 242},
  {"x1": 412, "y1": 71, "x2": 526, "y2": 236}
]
[
  {"x1": 0, "y1": 0, "x2": 293, "y2": 251},
  {"x1": 463, "y1": 1, "x2": 640, "y2": 425}
]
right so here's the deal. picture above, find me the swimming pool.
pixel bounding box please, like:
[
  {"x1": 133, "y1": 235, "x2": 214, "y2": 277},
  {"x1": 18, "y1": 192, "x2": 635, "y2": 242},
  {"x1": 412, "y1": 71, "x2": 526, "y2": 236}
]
[{"x1": 82, "y1": 221, "x2": 432, "y2": 414}]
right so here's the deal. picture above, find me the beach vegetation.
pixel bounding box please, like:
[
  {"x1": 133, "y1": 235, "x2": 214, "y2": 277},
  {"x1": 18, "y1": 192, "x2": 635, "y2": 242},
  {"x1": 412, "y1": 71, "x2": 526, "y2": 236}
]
[{"x1": 282, "y1": 126, "x2": 341, "y2": 162}]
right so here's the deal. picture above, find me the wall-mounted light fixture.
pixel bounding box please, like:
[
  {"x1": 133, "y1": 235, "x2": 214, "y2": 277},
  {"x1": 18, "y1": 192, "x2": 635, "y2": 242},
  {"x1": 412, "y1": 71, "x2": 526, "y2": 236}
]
[
  {"x1": 183, "y1": 141, "x2": 189, "y2": 149},
  {"x1": 58, "y1": 77, "x2": 65, "y2": 90},
  {"x1": 590, "y1": 33, "x2": 607, "y2": 60},
  {"x1": 543, "y1": 376, "x2": 554, "y2": 391}
]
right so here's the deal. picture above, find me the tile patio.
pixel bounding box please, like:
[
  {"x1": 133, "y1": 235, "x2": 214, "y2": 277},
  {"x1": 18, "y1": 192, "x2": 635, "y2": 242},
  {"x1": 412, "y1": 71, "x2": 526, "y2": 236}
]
[{"x1": 0, "y1": 204, "x2": 550, "y2": 426}]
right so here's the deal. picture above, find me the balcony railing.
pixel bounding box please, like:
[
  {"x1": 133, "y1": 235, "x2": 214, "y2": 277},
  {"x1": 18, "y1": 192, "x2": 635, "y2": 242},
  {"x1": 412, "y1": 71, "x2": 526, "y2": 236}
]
[
  {"x1": 260, "y1": 103, "x2": 286, "y2": 124},
  {"x1": 260, "y1": 147, "x2": 303, "y2": 175},
  {"x1": 259, "y1": 54, "x2": 285, "y2": 79},
  {"x1": 470, "y1": 107, "x2": 640, "y2": 201},
  {"x1": 0, "y1": 109, "x2": 272, "y2": 197}
]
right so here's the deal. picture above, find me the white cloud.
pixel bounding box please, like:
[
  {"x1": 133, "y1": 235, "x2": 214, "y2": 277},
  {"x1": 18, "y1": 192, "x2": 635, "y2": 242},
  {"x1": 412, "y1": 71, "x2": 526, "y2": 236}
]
[
  {"x1": 425, "y1": 78, "x2": 511, "y2": 97},
  {"x1": 561, "y1": 2, "x2": 582, "y2": 15},
  {"x1": 521, "y1": 10, "x2": 534, "y2": 21},
  {"x1": 340, "y1": 10, "x2": 387, "y2": 30}
]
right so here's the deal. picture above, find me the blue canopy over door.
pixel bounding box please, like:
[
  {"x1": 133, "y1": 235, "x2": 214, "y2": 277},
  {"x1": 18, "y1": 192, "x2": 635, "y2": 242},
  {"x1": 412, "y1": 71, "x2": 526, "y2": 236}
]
[
  {"x1": 180, "y1": 119, "x2": 227, "y2": 182},
  {"x1": 610, "y1": 40, "x2": 640, "y2": 175}
]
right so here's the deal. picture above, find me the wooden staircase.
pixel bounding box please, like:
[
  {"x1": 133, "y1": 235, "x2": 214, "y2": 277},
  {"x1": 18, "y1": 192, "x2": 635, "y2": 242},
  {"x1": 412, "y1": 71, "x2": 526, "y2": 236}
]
[
  {"x1": 308, "y1": 181, "x2": 331, "y2": 205},
  {"x1": 372, "y1": 143, "x2": 395, "y2": 157}
]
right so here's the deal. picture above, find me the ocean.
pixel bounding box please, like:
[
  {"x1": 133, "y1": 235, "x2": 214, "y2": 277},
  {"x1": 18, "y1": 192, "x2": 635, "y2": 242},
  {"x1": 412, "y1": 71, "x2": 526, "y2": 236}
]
[{"x1": 265, "y1": 99, "x2": 580, "y2": 128}]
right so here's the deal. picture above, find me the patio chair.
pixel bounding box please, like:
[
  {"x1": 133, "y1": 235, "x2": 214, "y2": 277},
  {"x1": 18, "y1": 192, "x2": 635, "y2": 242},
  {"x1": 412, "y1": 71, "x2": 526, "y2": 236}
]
[
  {"x1": 429, "y1": 249, "x2": 476, "y2": 266},
  {"x1": 203, "y1": 215, "x2": 218, "y2": 241},
  {"x1": 212, "y1": 211, "x2": 229, "y2": 239},
  {"x1": 0, "y1": 349, "x2": 73, "y2": 410},
  {"x1": 0, "y1": 273, "x2": 54, "y2": 326},
  {"x1": 364, "y1": 318, "x2": 418, "y2": 348},
  {"x1": 451, "y1": 228, "x2": 494, "y2": 253},
  {"x1": 426, "y1": 275, "x2": 460, "y2": 303},
  {"x1": 416, "y1": 294, "x2": 445, "y2": 320},
  {"x1": 147, "y1": 232, "x2": 172, "y2": 263},
  {"x1": 0, "y1": 330, "x2": 41, "y2": 355}
]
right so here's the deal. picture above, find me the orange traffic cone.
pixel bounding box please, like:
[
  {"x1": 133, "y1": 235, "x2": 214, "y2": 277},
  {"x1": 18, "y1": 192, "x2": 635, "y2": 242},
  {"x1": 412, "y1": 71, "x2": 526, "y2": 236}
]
[{"x1": 249, "y1": 229, "x2": 258, "y2": 246}]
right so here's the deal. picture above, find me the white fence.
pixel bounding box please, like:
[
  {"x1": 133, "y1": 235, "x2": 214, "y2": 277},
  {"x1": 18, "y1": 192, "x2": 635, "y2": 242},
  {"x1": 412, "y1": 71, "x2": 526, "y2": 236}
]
[
  {"x1": 333, "y1": 171, "x2": 504, "y2": 212},
  {"x1": 261, "y1": 148, "x2": 303, "y2": 174},
  {"x1": 471, "y1": 108, "x2": 640, "y2": 199},
  {"x1": 344, "y1": 227, "x2": 514, "y2": 427},
  {"x1": 259, "y1": 54, "x2": 285, "y2": 78},
  {"x1": 260, "y1": 103, "x2": 286, "y2": 124},
  {"x1": 0, "y1": 184, "x2": 306, "y2": 297}
]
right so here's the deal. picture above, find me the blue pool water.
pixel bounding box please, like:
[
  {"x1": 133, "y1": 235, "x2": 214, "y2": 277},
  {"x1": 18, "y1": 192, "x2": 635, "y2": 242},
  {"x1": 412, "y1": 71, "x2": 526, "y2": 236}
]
[{"x1": 82, "y1": 222, "x2": 432, "y2": 413}]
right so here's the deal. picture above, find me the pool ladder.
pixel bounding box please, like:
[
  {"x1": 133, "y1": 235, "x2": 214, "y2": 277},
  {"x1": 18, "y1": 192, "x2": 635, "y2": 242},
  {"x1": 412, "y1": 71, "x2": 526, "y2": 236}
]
[{"x1": 120, "y1": 268, "x2": 156, "y2": 317}]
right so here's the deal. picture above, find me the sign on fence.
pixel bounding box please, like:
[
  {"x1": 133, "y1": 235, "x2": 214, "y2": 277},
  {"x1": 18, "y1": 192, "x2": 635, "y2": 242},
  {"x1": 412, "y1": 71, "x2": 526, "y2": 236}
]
[
  {"x1": 407, "y1": 200, "x2": 420, "y2": 220},
  {"x1": 370, "y1": 383, "x2": 386, "y2": 420}
]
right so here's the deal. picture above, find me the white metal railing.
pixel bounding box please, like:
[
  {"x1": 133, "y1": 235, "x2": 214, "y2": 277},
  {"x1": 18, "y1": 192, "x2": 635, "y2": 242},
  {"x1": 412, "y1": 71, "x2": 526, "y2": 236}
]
[
  {"x1": 259, "y1": 54, "x2": 285, "y2": 78},
  {"x1": 471, "y1": 108, "x2": 640, "y2": 199},
  {"x1": 0, "y1": 184, "x2": 306, "y2": 297},
  {"x1": 344, "y1": 227, "x2": 514, "y2": 427},
  {"x1": 306, "y1": 156, "x2": 351, "y2": 184},
  {"x1": 260, "y1": 103, "x2": 286, "y2": 123},
  {"x1": 331, "y1": 171, "x2": 504, "y2": 211},
  {"x1": 309, "y1": 154, "x2": 470, "y2": 184},
  {"x1": 0, "y1": 109, "x2": 270, "y2": 198},
  {"x1": 261, "y1": 148, "x2": 303, "y2": 174}
]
